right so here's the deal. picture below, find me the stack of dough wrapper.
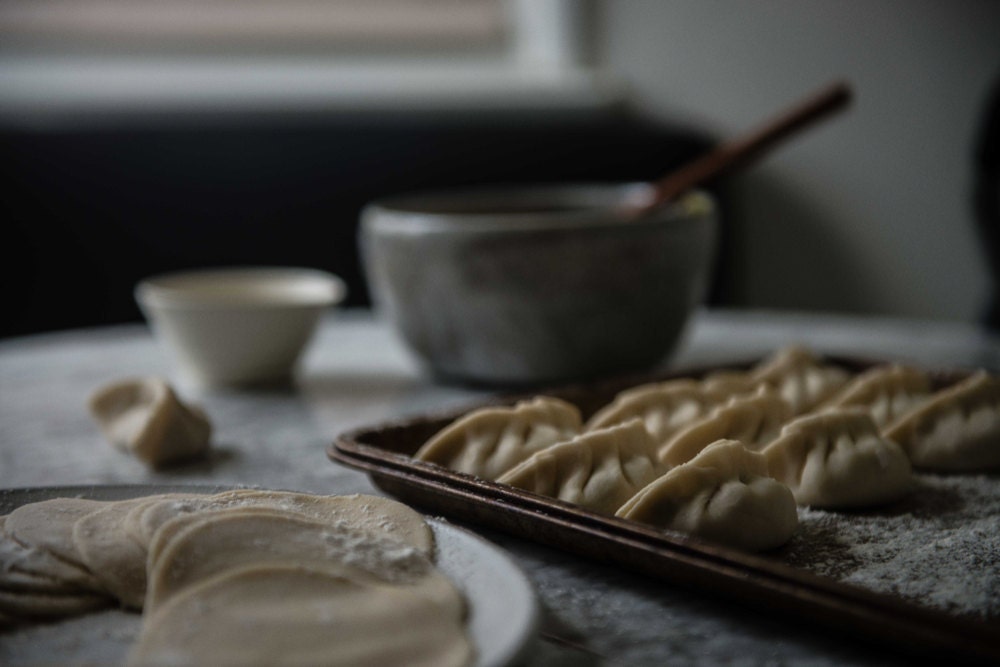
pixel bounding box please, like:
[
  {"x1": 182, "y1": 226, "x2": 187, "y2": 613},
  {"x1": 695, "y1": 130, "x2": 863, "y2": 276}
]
[
  {"x1": 0, "y1": 490, "x2": 473, "y2": 667},
  {"x1": 415, "y1": 346, "x2": 1000, "y2": 552}
]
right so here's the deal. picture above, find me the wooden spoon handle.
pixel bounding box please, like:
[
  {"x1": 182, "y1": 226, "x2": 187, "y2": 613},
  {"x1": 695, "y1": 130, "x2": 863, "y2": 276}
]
[{"x1": 637, "y1": 81, "x2": 853, "y2": 215}]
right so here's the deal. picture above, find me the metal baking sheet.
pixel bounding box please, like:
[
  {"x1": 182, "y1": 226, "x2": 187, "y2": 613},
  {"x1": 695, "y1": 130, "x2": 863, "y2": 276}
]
[{"x1": 329, "y1": 357, "x2": 1000, "y2": 664}]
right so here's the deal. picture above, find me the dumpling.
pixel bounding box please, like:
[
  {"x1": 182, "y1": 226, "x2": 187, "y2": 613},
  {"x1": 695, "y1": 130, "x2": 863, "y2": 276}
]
[
  {"x1": 585, "y1": 380, "x2": 723, "y2": 445},
  {"x1": 585, "y1": 373, "x2": 758, "y2": 444},
  {"x1": 496, "y1": 419, "x2": 668, "y2": 516},
  {"x1": 657, "y1": 388, "x2": 792, "y2": 466},
  {"x1": 820, "y1": 364, "x2": 932, "y2": 428},
  {"x1": 751, "y1": 346, "x2": 851, "y2": 415},
  {"x1": 762, "y1": 408, "x2": 912, "y2": 508},
  {"x1": 699, "y1": 371, "x2": 758, "y2": 400},
  {"x1": 88, "y1": 377, "x2": 211, "y2": 468},
  {"x1": 616, "y1": 439, "x2": 798, "y2": 552},
  {"x1": 883, "y1": 371, "x2": 1000, "y2": 471},
  {"x1": 413, "y1": 396, "x2": 581, "y2": 480}
]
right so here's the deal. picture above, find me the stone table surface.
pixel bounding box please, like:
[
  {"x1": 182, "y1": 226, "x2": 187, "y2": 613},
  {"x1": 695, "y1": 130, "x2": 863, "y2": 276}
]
[{"x1": 2, "y1": 307, "x2": 998, "y2": 666}]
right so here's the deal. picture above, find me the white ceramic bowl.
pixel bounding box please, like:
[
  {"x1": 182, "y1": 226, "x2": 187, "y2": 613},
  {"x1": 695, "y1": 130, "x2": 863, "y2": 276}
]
[
  {"x1": 136, "y1": 267, "x2": 345, "y2": 387},
  {"x1": 361, "y1": 183, "x2": 717, "y2": 386}
]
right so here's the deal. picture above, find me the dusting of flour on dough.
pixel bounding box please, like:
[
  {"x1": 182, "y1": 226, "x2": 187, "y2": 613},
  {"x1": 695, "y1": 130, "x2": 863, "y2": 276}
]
[
  {"x1": 776, "y1": 472, "x2": 1000, "y2": 618},
  {"x1": 317, "y1": 520, "x2": 430, "y2": 584}
]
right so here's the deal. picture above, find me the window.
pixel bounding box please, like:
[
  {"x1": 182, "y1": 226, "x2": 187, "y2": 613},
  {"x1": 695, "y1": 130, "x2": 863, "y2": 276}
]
[
  {"x1": 0, "y1": 0, "x2": 608, "y2": 121},
  {"x1": 0, "y1": 1, "x2": 511, "y2": 54}
]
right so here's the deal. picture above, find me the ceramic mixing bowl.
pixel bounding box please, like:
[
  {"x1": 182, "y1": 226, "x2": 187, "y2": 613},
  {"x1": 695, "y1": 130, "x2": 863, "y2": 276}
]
[{"x1": 360, "y1": 183, "x2": 717, "y2": 386}]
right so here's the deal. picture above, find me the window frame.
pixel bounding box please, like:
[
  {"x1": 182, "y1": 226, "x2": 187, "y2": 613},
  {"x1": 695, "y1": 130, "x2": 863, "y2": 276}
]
[{"x1": 0, "y1": 0, "x2": 609, "y2": 125}]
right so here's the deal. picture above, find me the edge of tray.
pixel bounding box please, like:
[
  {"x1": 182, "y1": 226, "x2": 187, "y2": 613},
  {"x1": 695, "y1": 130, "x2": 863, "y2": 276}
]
[{"x1": 328, "y1": 357, "x2": 999, "y2": 664}]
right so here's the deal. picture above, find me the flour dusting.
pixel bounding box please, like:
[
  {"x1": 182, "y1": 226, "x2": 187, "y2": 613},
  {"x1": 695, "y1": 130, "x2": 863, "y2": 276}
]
[{"x1": 776, "y1": 472, "x2": 1000, "y2": 619}]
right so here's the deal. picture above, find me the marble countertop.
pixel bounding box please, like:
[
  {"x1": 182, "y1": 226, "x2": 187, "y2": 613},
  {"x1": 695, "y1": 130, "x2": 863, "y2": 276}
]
[{"x1": 2, "y1": 307, "x2": 998, "y2": 665}]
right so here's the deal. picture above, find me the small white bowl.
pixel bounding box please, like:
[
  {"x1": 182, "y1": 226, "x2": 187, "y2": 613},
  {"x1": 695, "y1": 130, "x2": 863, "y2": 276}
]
[{"x1": 136, "y1": 267, "x2": 345, "y2": 387}]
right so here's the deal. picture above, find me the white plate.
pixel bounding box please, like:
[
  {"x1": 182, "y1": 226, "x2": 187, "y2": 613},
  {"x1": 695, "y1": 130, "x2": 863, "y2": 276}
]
[{"x1": 0, "y1": 485, "x2": 540, "y2": 667}]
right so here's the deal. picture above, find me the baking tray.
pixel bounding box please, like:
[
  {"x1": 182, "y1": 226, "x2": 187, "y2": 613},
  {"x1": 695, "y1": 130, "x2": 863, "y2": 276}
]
[{"x1": 329, "y1": 356, "x2": 1000, "y2": 664}]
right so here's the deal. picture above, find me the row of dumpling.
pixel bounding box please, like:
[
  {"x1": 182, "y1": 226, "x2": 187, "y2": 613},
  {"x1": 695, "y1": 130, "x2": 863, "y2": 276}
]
[{"x1": 413, "y1": 346, "x2": 1000, "y2": 552}]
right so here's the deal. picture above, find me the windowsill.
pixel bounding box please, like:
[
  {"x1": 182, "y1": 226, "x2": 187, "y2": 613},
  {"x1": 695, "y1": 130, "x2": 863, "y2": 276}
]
[{"x1": 0, "y1": 56, "x2": 627, "y2": 128}]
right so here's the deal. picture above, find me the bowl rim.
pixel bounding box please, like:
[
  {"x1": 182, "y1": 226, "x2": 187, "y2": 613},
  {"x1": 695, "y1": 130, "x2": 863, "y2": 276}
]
[
  {"x1": 361, "y1": 183, "x2": 715, "y2": 234},
  {"x1": 135, "y1": 266, "x2": 346, "y2": 311}
]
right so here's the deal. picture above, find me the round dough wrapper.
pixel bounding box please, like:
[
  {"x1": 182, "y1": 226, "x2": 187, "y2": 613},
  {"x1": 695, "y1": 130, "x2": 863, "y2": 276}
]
[
  {"x1": 4, "y1": 498, "x2": 108, "y2": 572},
  {"x1": 128, "y1": 564, "x2": 473, "y2": 667},
  {"x1": 145, "y1": 508, "x2": 447, "y2": 613},
  {"x1": 72, "y1": 498, "x2": 154, "y2": 609},
  {"x1": 122, "y1": 493, "x2": 206, "y2": 547},
  {"x1": 0, "y1": 588, "x2": 110, "y2": 621},
  {"x1": 0, "y1": 516, "x2": 105, "y2": 594},
  {"x1": 137, "y1": 491, "x2": 434, "y2": 558}
]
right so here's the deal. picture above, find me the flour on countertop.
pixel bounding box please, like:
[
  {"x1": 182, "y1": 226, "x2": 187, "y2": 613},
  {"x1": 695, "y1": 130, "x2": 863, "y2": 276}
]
[{"x1": 777, "y1": 472, "x2": 1000, "y2": 619}]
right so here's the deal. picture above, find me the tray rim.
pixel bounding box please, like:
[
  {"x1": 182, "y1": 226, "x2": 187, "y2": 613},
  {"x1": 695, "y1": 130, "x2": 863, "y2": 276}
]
[{"x1": 329, "y1": 355, "x2": 999, "y2": 664}]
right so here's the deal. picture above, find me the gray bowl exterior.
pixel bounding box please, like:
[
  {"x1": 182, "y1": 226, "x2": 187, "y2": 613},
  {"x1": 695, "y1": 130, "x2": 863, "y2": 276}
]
[{"x1": 360, "y1": 187, "x2": 717, "y2": 386}]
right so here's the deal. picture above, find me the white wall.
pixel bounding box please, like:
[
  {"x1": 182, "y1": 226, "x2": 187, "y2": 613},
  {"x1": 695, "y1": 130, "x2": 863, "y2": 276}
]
[{"x1": 595, "y1": 0, "x2": 1000, "y2": 321}]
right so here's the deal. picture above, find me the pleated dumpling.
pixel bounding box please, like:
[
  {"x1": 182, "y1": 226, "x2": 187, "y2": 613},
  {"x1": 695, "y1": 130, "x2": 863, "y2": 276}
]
[
  {"x1": 586, "y1": 376, "x2": 756, "y2": 445},
  {"x1": 821, "y1": 364, "x2": 932, "y2": 428},
  {"x1": 496, "y1": 419, "x2": 667, "y2": 516},
  {"x1": 657, "y1": 388, "x2": 793, "y2": 466},
  {"x1": 414, "y1": 396, "x2": 581, "y2": 480},
  {"x1": 616, "y1": 440, "x2": 798, "y2": 552},
  {"x1": 751, "y1": 346, "x2": 851, "y2": 415},
  {"x1": 699, "y1": 371, "x2": 759, "y2": 400},
  {"x1": 883, "y1": 371, "x2": 1000, "y2": 471},
  {"x1": 763, "y1": 408, "x2": 912, "y2": 508}
]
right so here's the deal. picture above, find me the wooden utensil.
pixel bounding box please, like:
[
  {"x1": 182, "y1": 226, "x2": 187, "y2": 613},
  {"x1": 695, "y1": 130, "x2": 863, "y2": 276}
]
[{"x1": 628, "y1": 80, "x2": 853, "y2": 218}]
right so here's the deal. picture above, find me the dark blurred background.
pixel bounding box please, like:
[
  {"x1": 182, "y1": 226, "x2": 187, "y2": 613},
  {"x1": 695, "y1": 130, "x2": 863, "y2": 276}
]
[
  {"x1": 2, "y1": 0, "x2": 998, "y2": 338},
  {"x1": 1, "y1": 107, "x2": 723, "y2": 337}
]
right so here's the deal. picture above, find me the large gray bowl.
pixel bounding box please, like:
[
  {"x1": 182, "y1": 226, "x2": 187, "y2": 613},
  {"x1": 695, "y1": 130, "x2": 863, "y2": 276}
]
[{"x1": 360, "y1": 183, "x2": 717, "y2": 386}]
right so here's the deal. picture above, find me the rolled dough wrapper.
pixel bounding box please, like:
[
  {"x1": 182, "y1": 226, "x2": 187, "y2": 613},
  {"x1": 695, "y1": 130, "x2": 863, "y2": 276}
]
[
  {"x1": 72, "y1": 498, "x2": 155, "y2": 609},
  {"x1": 145, "y1": 508, "x2": 450, "y2": 614},
  {"x1": 0, "y1": 588, "x2": 110, "y2": 621},
  {"x1": 1, "y1": 513, "x2": 106, "y2": 594},
  {"x1": 129, "y1": 564, "x2": 473, "y2": 667},
  {"x1": 121, "y1": 493, "x2": 208, "y2": 547},
  {"x1": 138, "y1": 491, "x2": 435, "y2": 559}
]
